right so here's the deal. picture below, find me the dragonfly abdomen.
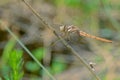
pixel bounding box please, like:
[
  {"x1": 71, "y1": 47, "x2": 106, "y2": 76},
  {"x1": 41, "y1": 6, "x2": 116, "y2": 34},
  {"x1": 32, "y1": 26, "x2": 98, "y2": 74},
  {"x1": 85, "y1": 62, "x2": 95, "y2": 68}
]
[{"x1": 79, "y1": 31, "x2": 112, "y2": 43}]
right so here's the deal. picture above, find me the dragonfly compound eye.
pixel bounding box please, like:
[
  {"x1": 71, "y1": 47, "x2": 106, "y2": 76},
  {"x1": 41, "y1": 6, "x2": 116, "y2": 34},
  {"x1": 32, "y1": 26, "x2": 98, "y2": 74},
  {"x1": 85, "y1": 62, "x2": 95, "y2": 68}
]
[{"x1": 60, "y1": 25, "x2": 65, "y2": 32}]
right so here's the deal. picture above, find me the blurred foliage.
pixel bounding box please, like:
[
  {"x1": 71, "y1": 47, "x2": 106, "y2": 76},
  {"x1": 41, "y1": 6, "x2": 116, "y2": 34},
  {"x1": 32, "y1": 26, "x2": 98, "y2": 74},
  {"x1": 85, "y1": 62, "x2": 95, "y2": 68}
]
[
  {"x1": 0, "y1": 0, "x2": 11, "y2": 6},
  {"x1": 1, "y1": 38, "x2": 16, "y2": 66},
  {"x1": 0, "y1": 38, "x2": 23, "y2": 80},
  {"x1": 25, "y1": 47, "x2": 44, "y2": 72},
  {"x1": 0, "y1": 38, "x2": 16, "y2": 79},
  {"x1": 8, "y1": 49, "x2": 24, "y2": 80},
  {"x1": 1, "y1": 66, "x2": 10, "y2": 80},
  {"x1": 100, "y1": 70, "x2": 107, "y2": 80},
  {"x1": 55, "y1": 0, "x2": 100, "y2": 13},
  {"x1": 25, "y1": 47, "x2": 67, "y2": 74},
  {"x1": 0, "y1": 0, "x2": 120, "y2": 79},
  {"x1": 114, "y1": 77, "x2": 120, "y2": 80},
  {"x1": 32, "y1": 47, "x2": 44, "y2": 61},
  {"x1": 25, "y1": 61, "x2": 40, "y2": 72},
  {"x1": 94, "y1": 56, "x2": 104, "y2": 64},
  {"x1": 51, "y1": 57, "x2": 67, "y2": 74},
  {"x1": 100, "y1": 28, "x2": 113, "y2": 38}
]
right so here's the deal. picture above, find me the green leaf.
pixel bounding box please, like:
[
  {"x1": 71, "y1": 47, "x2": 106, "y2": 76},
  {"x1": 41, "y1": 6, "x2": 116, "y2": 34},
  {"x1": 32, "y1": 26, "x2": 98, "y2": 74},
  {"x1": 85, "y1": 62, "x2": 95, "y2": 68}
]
[
  {"x1": 51, "y1": 58, "x2": 67, "y2": 74},
  {"x1": 25, "y1": 61, "x2": 40, "y2": 72},
  {"x1": 8, "y1": 49, "x2": 23, "y2": 80},
  {"x1": 1, "y1": 38, "x2": 16, "y2": 65},
  {"x1": 9, "y1": 49, "x2": 23, "y2": 69},
  {"x1": 32, "y1": 47, "x2": 44, "y2": 61},
  {"x1": 1, "y1": 66, "x2": 10, "y2": 76}
]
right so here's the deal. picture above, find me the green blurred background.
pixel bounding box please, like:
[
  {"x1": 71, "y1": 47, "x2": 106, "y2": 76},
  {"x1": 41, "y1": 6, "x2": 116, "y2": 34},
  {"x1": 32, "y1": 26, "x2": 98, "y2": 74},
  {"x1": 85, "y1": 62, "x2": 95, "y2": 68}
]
[{"x1": 0, "y1": 0, "x2": 120, "y2": 80}]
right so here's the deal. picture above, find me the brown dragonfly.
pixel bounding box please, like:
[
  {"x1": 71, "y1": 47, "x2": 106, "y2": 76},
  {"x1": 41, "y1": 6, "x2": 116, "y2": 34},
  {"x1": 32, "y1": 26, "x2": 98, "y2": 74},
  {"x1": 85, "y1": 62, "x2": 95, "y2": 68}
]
[{"x1": 60, "y1": 25, "x2": 112, "y2": 43}]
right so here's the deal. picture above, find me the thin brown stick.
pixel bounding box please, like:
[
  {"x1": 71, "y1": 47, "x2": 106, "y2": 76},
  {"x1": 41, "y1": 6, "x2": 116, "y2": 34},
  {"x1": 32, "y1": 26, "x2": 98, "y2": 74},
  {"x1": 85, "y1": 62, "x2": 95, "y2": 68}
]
[{"x1": 22, "y1": 0, "x2": 101, "y2": 80}]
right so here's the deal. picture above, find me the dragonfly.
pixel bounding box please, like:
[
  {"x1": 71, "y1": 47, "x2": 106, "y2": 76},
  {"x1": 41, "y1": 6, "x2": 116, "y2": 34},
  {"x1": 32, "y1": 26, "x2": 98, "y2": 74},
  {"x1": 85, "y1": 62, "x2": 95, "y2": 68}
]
[{"x1": 60, "y1": 25, "x2": 112, "y2": 43}]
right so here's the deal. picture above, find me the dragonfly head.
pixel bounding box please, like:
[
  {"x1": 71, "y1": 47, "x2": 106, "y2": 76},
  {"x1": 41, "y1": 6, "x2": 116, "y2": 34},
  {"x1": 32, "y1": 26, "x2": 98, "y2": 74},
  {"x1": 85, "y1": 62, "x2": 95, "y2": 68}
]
[{"x1": 60, "y1": 25, "x2": 65, "y2": 32}]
